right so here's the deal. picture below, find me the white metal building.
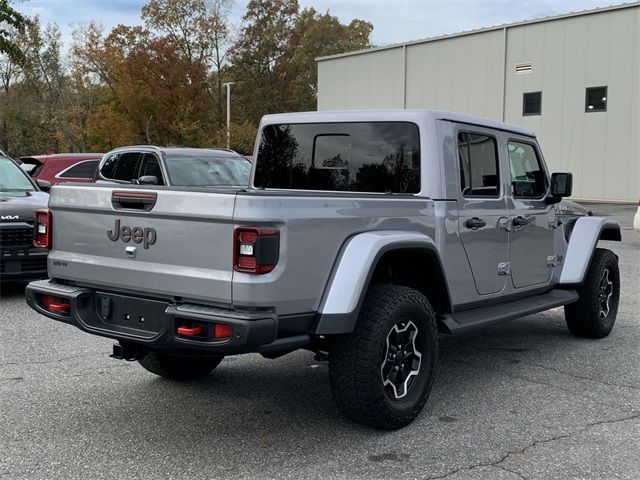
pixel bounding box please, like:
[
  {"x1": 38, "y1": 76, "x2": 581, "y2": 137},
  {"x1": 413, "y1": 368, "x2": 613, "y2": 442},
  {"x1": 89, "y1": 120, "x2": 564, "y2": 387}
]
[{"x1": 317, "y1": 3, "x2": 640, "y2": 202}]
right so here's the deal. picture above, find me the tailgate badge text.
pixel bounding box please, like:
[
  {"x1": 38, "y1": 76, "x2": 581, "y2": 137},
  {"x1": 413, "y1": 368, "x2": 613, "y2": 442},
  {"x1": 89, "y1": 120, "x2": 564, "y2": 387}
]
[{"x1": 107, "y1": 219, "x2": 157, "y2": 249}]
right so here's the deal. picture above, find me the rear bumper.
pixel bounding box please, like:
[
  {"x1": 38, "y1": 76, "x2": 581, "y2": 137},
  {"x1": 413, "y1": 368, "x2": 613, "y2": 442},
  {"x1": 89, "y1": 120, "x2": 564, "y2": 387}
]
[{"x1": 25, "y1": 280, "x2": 310, "y2": 354}]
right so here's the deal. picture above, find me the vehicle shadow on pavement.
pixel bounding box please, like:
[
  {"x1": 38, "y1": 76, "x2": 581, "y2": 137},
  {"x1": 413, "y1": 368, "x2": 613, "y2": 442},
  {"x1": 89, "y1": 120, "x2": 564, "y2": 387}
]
[{"x1": 0, "y1": 281, "x2": 29, "y2": 300}]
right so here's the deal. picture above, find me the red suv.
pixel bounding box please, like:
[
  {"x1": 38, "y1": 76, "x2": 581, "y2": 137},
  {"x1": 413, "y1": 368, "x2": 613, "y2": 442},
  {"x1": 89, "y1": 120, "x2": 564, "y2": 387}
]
[{"x1": 20, "y1": 153, "x2": 103, "y2": 186}]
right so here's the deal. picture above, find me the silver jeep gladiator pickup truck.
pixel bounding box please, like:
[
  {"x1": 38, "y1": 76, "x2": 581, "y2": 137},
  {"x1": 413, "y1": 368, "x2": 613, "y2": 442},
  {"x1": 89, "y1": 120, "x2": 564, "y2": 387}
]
[{"x1": 26, "y1": 110, "x2": 621, "y2": 429}]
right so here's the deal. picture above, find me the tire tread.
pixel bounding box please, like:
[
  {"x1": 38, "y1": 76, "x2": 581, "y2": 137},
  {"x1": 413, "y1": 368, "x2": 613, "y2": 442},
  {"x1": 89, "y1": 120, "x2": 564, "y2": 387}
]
[
  {"x1": 565, "y1": 248, "x2": 619, "y2": 339},
  {"x1": 329, "y1": 284, "x2": 438, "y2": 430}
]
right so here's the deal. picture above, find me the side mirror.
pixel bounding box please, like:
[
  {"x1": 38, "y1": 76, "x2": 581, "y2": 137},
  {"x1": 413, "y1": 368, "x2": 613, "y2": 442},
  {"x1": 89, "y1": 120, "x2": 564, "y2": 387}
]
[
  {"x1": 546, "y1": 172, "x2": 572, "y2": 204},
  {"x1": 137, "y1": 175, "x2": 158, "y2": 185},
  {"x1": 36, "y1": 179, "x2": 51, "y2": 192}
]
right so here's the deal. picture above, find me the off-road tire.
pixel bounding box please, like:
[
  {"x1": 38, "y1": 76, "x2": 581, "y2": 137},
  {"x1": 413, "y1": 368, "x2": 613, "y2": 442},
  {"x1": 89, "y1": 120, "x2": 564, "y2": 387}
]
[
  {"x1": 138, "y1": 352, "x2": 223, "y2": 380},
  {"x1": 329, "y1": 284, "x2": 438, "y2": 430},
  {"x1": 565, "y1": 248, "x2": 619, "y2": 339}
]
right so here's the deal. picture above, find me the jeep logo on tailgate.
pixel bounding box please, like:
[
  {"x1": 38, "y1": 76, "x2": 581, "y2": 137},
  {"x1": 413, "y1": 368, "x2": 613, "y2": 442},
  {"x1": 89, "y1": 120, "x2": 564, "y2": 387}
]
[{"x1": 107, "y1": 219, "x2": 157, "y2": 249}]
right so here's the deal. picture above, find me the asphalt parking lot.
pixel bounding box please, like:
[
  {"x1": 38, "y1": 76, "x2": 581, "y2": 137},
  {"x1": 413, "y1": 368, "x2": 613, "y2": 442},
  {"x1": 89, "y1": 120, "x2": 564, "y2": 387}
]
[{"x1": 1, "y1": 203, "x2": 638, "y2": 480}]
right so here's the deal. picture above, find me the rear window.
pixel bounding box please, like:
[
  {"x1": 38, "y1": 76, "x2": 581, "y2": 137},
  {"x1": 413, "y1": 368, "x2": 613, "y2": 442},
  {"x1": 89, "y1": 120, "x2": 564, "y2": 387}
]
[
  {"x1": 164, "y1": 152, "x2": 251, "y2": 187},
  {"x1": 59, "y1": 159, "x2": 99, "y2": 179},
  {"x1": 254, "y1": 122, "x2": 420, "y2": 193}
]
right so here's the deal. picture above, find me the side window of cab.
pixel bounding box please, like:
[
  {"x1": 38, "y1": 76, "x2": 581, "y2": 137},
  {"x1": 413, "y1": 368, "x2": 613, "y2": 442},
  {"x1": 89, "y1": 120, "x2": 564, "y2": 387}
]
[
  {"x1": 99, "y1": 152, "x2": 141, "y2": 183},
  {"x1": 507, "y1": 141, "x2": 548, "y2": 198},
  {"x1": 99, "y1": 154, "x2": 119, "y2": 180},
  {"x1": 138, "y1": 153, "x2": 165, "y2": 185},
  {"x1": 458, "y1": 131, "x2": 500, "y2": 197}
]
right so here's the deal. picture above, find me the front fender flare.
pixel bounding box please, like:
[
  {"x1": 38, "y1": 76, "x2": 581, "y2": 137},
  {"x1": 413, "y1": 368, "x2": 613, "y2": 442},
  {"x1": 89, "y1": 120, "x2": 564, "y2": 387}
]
[
  {"x1": 314, "y1": 231, "x2": 443, "y2": 335},
  {"x1": 559, "y1": 216, "x2": 621, "y2": 285}
]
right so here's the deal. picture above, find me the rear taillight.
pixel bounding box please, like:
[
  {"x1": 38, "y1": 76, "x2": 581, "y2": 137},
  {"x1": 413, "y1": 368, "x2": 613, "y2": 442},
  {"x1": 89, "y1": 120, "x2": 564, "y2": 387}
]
[
  {"x1": 33, "y1": 209, "x2": 52, "y2": 249},
  {"x1": 233, "y1": 227, "x2": 279, "y2": 274}
]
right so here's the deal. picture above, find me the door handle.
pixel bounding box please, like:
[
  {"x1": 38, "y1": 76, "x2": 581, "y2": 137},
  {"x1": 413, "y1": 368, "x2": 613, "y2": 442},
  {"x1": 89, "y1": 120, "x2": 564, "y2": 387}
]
[
  {"x1": 465, "y1": 217, "x2": 486, "y2": 230},
  {"x1": 511, "y1": 216, "x2": 531, "y2": 227}
]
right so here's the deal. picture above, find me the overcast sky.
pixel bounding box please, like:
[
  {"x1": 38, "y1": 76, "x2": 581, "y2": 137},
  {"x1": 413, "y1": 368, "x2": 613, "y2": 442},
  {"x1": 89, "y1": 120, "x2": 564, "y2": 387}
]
[{"x1": 17, "y1": 0, "x2": 626, "y2": 49}]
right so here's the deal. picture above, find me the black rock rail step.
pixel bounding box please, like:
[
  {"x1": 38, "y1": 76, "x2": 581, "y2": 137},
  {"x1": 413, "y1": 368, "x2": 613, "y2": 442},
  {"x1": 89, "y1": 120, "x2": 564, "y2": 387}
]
[{"x1": 439, "y1": 289, "x2": 579, "y2": 334}]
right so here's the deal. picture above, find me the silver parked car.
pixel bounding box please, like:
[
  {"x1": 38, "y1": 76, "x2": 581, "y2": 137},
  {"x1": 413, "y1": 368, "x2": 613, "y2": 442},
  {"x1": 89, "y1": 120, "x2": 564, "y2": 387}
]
[
  {"x1": 26, "y1": 110, "x2": 621, "y2": 429},
  {"x1": 92, "y1": 147, "x2": 251, "y2": 187}
]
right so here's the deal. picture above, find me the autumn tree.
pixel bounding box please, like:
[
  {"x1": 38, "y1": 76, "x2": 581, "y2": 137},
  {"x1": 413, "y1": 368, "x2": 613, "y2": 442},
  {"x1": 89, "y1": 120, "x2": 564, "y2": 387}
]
[
  {"x1": 0, "y1": 0, "x2": 25, "y2": 62},
  {"x1": 71, "y1": 23, "x2": 143, "y2": 149},
  {"x1": 73, "y1": 20, "x2": 208, "y2": 148},
  {"x1": 285, "y1": 9, "x2": 372, "y2": 111},
  {"x1": 142, "y1": 0, "x2": 234, "y2": 127},
  {"x1": 0, "y1": 17, "x2": 70, "y2": 154},
  {"x1": 0, "y1": 0, "x2": 373, "y2": 155},
  {"x1": 206, "y1": 0, "x2": 235, "y2": 126},
  {"x1": 230, "y1": 0, "x2": 372, "y2": 124},
  {"x1": 230, "y1": 0, "x2": 299, "y2": 124},
  {"x1": 0, "y1": 0, "x2": 26, "y2": 152}
]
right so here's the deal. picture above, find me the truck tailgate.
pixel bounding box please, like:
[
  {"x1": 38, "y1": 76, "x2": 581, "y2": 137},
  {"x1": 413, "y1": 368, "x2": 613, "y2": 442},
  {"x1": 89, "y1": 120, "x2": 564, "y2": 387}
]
[{"x1": 48, "y1": 185, "x2": 236, "y2": 304}]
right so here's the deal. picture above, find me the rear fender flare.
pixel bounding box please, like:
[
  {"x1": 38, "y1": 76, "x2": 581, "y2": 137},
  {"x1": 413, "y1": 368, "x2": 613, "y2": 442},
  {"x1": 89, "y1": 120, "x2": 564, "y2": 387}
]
[
  {"x1": 559, "y1": 216, "x2": 621, "y2": 285},
  {"x1": 314, "y1": 231, "x2": 447, "y2": 334}
]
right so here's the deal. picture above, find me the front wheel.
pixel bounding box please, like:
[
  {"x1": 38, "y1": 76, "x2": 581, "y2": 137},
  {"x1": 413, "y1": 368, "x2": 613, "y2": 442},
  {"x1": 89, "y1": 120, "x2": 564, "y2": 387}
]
[
  {"x1": 329, "y1": 284, "x2": 438, "y2": 430},
  {"x1": 138, "y1": 351, "x2": 223, "y2": 380},
  {"x1": 565, "y1": 248, "x2": 620, "y2": 339}
]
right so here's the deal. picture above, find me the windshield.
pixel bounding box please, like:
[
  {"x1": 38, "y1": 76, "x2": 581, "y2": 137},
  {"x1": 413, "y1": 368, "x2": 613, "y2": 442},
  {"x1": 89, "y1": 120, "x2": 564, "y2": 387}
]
[
  {"x1": 0, "y1": 156, "x2": 35, "y2": 192},
  {"x1": 164, "y1": 152, "x2": 251, "y2": 187}
]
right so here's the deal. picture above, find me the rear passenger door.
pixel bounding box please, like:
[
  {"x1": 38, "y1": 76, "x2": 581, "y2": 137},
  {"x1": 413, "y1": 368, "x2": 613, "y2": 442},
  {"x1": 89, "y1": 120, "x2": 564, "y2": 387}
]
[
  {"x1": 456, "y1": 127, "x2": 509, "y2": 295},
  {"x1": 506, "y1": 136, "x2": 554, "y2": 288}
]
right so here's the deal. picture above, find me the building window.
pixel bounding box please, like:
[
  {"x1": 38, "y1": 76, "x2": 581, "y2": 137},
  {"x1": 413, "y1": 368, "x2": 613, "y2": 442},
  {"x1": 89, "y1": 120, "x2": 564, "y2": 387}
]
[
  {"x1": 586, "y1": 86, "x2": 607, "y2": 112},
  {"x1": 523, "y1": 92, "x2": 542, "y2": 116}
]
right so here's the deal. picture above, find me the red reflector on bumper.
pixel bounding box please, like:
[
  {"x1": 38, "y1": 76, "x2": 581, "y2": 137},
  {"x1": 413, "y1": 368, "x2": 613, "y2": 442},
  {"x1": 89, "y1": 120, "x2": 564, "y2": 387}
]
[
  {"x1": 40, "y1": 294, "x2": 70, "y2": 313},
  {"x1": 177, "y1": 325, "x2": 204, "y2": 337},
  {"x1": 214, "y1": 323, "x2": 232, "y2": 338},
  {"x1": 48, "y1": 303, "x2": 70, "y2": 313}
]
